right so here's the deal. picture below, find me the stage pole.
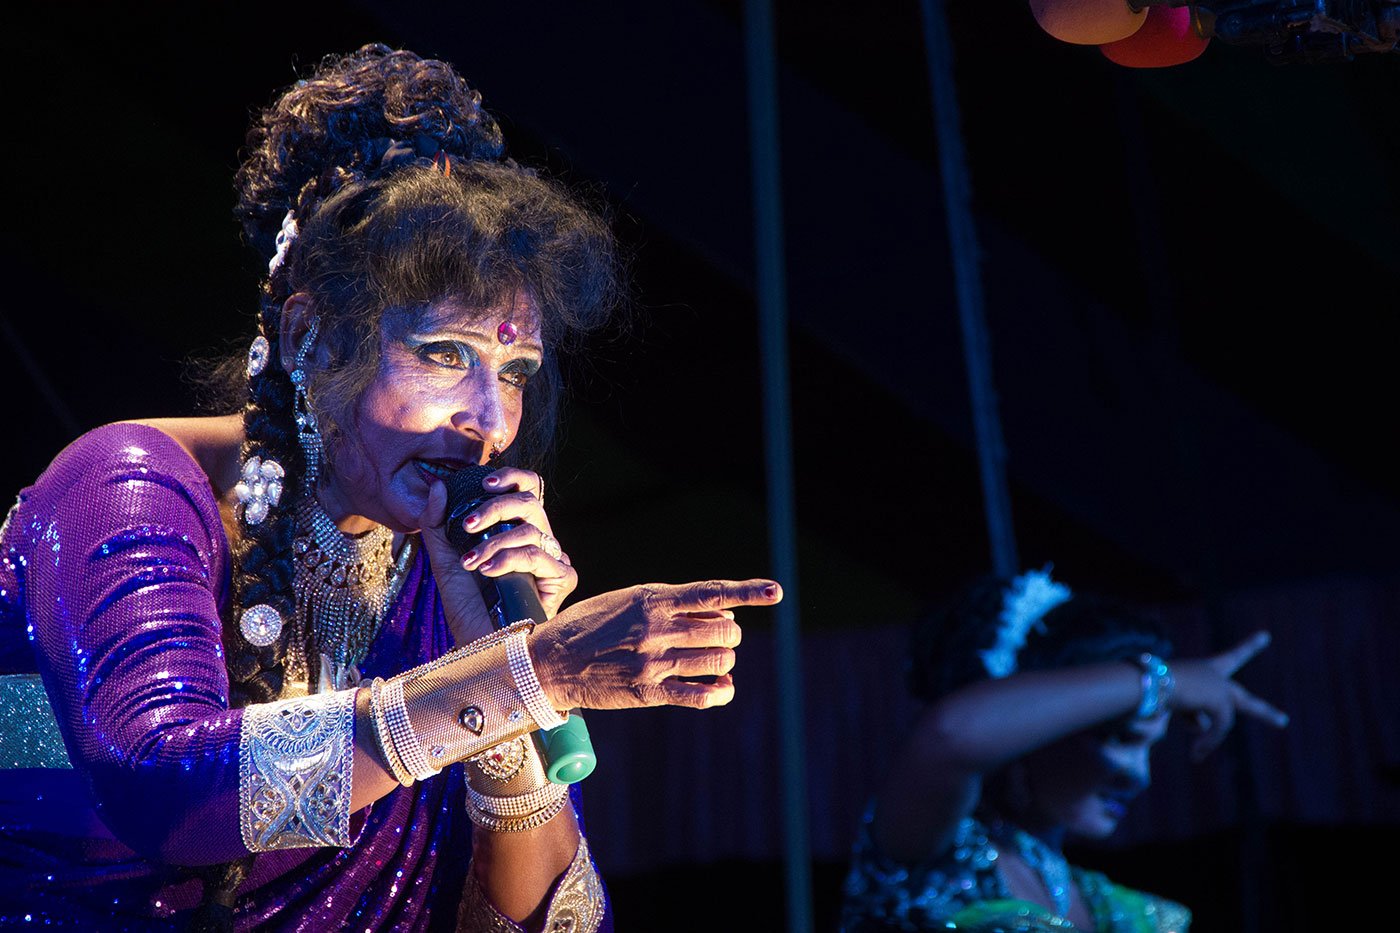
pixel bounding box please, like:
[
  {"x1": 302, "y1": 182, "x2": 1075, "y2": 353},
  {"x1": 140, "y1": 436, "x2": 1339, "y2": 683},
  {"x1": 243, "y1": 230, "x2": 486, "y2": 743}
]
[
  {"x1": 743, "y1": 2, "x2": 814, "y2": 930},
  {"x1": 919, "y1": 0, "x2": 1020, "y2": 577}
]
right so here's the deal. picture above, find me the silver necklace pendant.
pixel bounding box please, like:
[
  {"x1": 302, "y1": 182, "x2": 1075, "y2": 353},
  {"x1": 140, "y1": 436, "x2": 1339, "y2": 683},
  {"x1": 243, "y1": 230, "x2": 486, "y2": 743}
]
[{"x1": 291, "y1": 496, "x2": 416, "y2": 692}]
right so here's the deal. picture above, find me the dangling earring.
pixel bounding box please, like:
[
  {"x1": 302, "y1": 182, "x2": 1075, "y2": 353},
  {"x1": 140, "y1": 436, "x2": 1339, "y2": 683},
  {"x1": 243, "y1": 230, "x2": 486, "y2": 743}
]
[{"x1": 291, "y1": 316, "x2": 323, "y2": 489}]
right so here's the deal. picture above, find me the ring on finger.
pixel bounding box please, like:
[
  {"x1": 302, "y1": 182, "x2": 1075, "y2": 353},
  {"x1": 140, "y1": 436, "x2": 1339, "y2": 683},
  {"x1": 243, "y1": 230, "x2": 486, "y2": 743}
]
[{"x1": 540, "y1": 532, "x2": 563, "y2": 561}]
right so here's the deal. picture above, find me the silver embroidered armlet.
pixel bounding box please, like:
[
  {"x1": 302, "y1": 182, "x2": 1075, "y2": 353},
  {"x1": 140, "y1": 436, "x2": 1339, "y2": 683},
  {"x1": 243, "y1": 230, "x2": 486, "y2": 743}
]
[
  {"x1": 458, "y1": 835, "x2": 606, "y2": 933},
  {"x1": 239, "y1": 689, "x2": 356, "y2": 852}
]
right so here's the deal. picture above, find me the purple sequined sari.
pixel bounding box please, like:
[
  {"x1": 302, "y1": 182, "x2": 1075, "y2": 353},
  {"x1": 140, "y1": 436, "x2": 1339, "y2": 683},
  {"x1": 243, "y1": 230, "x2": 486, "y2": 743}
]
[{"x1": 0, "y1": 423, "x2": 606, "y2": 930}]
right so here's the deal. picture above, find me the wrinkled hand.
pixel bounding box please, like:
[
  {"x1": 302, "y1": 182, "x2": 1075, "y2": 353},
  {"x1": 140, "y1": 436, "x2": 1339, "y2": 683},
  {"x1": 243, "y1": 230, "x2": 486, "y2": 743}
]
[
  {"x1": 1169, "y1": 630, "x2": 1289, "y2": 761},
  {"x1": 414, "y1": 468, "x2": 578, "y2": 645},
  {"x1": 530, "y1": 579, "x2": 783, "y2": 711}
]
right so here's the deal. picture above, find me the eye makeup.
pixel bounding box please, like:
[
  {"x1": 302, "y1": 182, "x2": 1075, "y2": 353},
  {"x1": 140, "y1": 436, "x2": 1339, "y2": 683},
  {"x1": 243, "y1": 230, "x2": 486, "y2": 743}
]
[
  {"x1": 404, "y1": 332, "x2": 542, "y2": 388},
  {"x1": 408, "y1": 331, "x2": 488, "y2": 365}
]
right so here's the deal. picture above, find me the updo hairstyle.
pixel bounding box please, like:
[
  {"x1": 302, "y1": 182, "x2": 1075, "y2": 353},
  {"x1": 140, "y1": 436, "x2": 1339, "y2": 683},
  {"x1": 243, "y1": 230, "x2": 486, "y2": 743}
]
[
  {"x1": 225, "y1": 43, "x2": 618, "y2": 708},
  {"x1": 906, "y1": 573, "x2": 1174, "y2": 705}
]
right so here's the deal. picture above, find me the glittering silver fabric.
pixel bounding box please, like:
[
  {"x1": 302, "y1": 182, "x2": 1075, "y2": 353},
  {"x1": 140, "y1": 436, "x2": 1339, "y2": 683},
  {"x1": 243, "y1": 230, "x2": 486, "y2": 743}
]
[
  {"x1": 540, "y1": 835, "x2": 606, "y2": 932},
  {"x1": 457, "y1": 835, "x2": 605, "y2": 933},
  {"x1": 239, "y1": 689, "x2": 356, "y2": 852}
]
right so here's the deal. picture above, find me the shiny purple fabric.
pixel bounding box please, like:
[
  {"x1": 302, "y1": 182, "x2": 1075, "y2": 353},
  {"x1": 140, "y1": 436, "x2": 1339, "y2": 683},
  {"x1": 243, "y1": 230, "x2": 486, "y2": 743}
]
[{"x1": 0, "y1": 423, "x2": 609, "y2": 930}]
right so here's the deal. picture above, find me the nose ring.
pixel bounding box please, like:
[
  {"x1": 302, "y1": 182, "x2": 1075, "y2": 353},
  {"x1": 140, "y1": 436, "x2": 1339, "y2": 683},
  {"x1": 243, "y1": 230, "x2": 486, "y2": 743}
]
[{"x1": 488, "y1": 425, "x2": 510, "y2": 461}]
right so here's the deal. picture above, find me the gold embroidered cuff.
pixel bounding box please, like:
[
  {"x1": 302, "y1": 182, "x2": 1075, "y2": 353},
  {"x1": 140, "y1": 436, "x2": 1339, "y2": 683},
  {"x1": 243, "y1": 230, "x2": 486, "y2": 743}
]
[
  {"x1": 238, "y1": 688, "x2": 356, "y2": 852},
  {"x1": 393, "y1": 622, "x2": 543, "y2": 771},
  {"x1": 458, "y1": 835, "x2": 606, "y2": 933}
]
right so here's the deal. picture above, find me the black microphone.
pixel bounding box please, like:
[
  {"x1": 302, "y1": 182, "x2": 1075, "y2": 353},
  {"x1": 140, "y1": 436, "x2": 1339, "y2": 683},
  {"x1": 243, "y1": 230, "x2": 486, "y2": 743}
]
[
  {"x1": 444, "y1": 464, "x2": 547, "y2": 628},
  {"x1": 441, "y1": 464, "x2": 596, "y2": 784}
]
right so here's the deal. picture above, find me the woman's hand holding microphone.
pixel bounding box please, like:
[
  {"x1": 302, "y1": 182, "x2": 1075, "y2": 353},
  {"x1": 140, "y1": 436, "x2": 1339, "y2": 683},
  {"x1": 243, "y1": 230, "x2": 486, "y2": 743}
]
[{"x1": 414, "y1": 467, "x2": 782, "y2": 714}]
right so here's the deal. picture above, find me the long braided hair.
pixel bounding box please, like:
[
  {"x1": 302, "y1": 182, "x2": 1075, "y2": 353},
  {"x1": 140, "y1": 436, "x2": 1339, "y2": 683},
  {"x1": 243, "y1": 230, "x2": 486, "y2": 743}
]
[{"x1": 188, "y1": 44, "x2": 619, "y2": 929}]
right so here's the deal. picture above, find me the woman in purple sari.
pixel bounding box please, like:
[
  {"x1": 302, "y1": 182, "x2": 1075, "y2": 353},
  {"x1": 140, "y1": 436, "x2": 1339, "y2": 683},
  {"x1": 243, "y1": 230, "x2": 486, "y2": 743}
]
[{"x1": 0, "y1": 45, "x2": 780, "y2": 931}]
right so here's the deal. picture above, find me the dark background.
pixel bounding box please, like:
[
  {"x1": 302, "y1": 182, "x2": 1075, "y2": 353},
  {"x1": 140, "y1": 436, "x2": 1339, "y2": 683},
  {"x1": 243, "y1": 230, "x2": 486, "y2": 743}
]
[{"x1": 3, "y1": 3, "x2": 1397, "y2": 930}]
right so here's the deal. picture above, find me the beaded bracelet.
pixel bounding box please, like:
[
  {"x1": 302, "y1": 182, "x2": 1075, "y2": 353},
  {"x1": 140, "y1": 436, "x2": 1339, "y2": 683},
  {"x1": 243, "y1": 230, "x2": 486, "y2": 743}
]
[
  {"x1": 464, "y1": 784, "x2": 571, "y2": 833},
  {"x1": 1133, "y1": 653, "x2": 1175, "y2": 718},
  {"x1": 466, "y1": 779, "x2": 568, "y2": 820}
]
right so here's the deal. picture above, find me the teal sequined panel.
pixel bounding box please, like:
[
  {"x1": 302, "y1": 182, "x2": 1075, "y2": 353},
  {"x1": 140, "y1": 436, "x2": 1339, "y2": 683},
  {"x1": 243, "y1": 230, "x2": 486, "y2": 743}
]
[{"x1": 0, "y1": 674, "x2": 71, "y2": 769}]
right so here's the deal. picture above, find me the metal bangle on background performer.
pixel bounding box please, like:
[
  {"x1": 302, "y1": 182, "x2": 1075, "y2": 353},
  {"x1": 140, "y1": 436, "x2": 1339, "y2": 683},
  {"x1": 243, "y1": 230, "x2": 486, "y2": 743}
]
[{"x1": 0, "y1": 44, "x2": 781, "y2": 931}]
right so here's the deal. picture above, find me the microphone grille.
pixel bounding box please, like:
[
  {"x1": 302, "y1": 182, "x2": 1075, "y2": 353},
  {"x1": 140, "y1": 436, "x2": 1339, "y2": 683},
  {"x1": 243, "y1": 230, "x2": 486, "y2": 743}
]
[{"x1": 443, "y1": 464, "x2": 496, "y2": 554}]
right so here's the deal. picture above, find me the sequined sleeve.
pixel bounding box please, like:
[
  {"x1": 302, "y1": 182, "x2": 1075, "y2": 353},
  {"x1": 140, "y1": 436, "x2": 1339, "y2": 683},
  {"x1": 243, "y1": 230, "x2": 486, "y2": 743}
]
[{"x1": 16, "y1": 423, "x2": 256, "y2": 865}]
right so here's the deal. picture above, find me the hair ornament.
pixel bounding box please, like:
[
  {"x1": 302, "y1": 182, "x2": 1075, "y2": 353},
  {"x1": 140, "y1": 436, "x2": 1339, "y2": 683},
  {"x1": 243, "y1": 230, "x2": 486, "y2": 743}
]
[
  {"x1": 239, "y1": 603, "x2": 284, "y2": 648},
  {"x1": 372, "y1": 133, "x2": 455, "y2": 180},
  {"x1": 246, "y1": 334, "x2": 271, "y2": 378},
  {"x1": 268, "y1": 209, "x2": 299, "y2": 277},
  {"x1": 235, "y1": 455, "x2": 286, "y2": 526},
  {"x1": 980, "y1": 565, "x2": 1072, "y2": 678}
]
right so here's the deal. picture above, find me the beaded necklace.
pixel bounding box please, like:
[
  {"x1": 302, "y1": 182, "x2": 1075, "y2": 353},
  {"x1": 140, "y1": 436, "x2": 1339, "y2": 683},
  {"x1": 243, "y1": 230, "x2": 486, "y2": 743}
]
[
  {"x1": 286, "y1": 496, "x2": 416, "y2": 692},
  {"x1": 984, "y1": 816, "x2": 1074, "y2": 919},
  {"x1": 1012, "y1": 827, "x2": 1073, "y2": 918}
]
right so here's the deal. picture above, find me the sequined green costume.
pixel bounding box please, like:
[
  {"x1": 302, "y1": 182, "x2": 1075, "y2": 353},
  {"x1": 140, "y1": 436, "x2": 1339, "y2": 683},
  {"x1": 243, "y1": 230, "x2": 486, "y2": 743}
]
[{"x1": 841, "y1": 808, "x2": 1190, "y2": 932}]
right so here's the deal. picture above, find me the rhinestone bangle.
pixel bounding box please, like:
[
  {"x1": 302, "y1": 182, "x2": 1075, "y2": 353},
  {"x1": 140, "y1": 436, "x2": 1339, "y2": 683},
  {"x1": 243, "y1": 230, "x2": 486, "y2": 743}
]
[
  {"x1": 368, "y1": 678, "x2": 414, "y2": 787},
  {"x1": 382, "y1": 678, "x2": 440, "y2": 782},
  {"x1": 465, "y1": 784, "x2": 571, "y2": 833},
  {"x1": 507, "y1": 633, "x2": 567, "y2": 732},
  {"x1": 466, "y1": 780, "x2": 568, "y2": 819}
]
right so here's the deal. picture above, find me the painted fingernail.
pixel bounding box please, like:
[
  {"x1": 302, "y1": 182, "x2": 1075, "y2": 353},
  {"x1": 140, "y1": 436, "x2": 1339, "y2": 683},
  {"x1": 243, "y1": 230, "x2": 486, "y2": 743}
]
[
  {"x1": 478, "y1": 560, "x2": 494, "y2": 572},
  {"x1": 764, "y1": 585, "x2": 780, "y2": 599},
  {"x1": 462, "y1": 550, "x2": 477, "y2": 564},
  {"x1": 464, "y1": 514, "x2": 480, "y2": 529},
  {"x1": 484, "y1": 476, "x2": 501, "y2": 487}
]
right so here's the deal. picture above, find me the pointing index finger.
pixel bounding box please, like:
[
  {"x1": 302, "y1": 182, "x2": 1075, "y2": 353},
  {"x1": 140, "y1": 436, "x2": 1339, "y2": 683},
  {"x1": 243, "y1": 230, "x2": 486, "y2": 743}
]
[
  {"x1": 1217, "y1": 630, "x2": 1271, "y2": 676},
  {"x1": 661, "y1": 579, "x2": 783, "y2": 612}
]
